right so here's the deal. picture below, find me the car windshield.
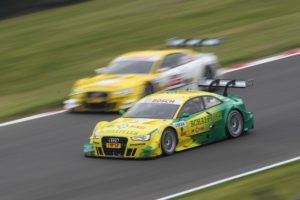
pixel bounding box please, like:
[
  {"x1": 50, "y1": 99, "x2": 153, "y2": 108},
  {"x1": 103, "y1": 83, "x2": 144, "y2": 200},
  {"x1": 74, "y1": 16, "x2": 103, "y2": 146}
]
[
  {"x1": 105, "y1": 60, "x2": 154, "y2": 74},
  {"x1": 124, "y1": 103, "x2": 179, "y2": 119}
]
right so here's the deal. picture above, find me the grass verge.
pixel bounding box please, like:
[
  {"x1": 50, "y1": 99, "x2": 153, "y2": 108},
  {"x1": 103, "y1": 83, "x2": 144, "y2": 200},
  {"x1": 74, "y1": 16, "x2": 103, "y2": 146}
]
[
  {"x1": 1, "y1": 0, "x2": 300, "y2": 121},
  {"x1": 175, "y1": 160, "x2": 300, "y2": 200}
]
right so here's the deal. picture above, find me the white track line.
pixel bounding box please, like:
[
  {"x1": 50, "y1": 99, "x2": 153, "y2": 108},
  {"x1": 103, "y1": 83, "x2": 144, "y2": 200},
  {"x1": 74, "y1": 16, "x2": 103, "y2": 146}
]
[
  {"x1": 0, "y1": 110, "x2": 66, "y2": 128},
  {"x1": 157, "y1": 156, "x2": 300, "y2": 200},
  {"x1": 220, "y1": 49, "x2": 300, "y2": 74},
  {"x1": 0, "y1": 49, "x2": 299, "y2": 128}
]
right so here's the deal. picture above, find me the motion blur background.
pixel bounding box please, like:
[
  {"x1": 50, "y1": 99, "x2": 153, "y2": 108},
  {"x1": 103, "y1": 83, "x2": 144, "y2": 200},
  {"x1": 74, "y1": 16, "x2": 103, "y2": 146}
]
[
  {"x1": 1, "y1": 1, "x2": 300, "y2": 199},
  {"x1": 0, "y1": 0, "x2": 299, "y2": 120}
]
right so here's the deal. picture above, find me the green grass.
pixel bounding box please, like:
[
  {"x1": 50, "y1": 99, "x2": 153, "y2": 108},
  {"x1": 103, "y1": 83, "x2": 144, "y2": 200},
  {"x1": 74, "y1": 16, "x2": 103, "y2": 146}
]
[
  {"x1": 1, "y1": 0, "x2": 300, "y2": 121},
  {"x1": 175, "y1": 160, "x2": 300, "y2": 200}
]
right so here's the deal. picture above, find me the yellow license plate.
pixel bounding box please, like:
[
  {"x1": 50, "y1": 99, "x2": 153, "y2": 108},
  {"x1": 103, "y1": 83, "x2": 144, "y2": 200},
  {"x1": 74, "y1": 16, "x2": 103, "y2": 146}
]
[
  {"x1": 106, "y1": 143, "x2": 121, "y2": 149},
  {"x1": 87, "y1": 97, "x2": 104, "y2": 103}
]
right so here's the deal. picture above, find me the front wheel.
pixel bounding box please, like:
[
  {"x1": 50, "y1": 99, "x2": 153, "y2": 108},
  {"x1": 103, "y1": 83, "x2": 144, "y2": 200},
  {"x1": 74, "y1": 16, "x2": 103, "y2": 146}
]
[
  {"x1": 227, "y1": 110, "x2": 244, "y2": 138},
  {"x1": 161, "y1": 128, "x2": 177, "y2": 156}
]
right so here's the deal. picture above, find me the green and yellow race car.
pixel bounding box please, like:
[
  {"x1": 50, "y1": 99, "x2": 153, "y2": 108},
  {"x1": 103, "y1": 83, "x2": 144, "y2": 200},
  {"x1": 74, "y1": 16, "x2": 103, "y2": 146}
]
[{"x1": 84, "y1": 79, "x2": 254, "y2": 158}]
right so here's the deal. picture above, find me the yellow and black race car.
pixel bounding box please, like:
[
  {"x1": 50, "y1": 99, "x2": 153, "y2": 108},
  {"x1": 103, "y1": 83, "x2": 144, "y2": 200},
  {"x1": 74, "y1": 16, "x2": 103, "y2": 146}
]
[{"x1": 64, "y1": 38, "x2": 222, "y2": 112}]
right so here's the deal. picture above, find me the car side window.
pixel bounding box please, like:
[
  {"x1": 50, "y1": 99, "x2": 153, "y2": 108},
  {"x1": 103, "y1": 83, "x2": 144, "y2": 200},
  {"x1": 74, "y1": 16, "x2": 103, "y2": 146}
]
[
  {"x1": 178, "y1": 97, "x2": 204, "y2": 117},
  {"x1": 161, "y1": 53, "x2": 187, "y2": 69},
  {"x1": 202, "y1": 96, "x2": 221, "y2": 108}
]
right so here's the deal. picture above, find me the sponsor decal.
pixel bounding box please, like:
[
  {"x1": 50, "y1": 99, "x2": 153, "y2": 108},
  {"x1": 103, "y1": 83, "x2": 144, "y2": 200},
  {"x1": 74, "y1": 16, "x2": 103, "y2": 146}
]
[
  {"x1": 152, "y1": 99, "x2": 175, "y2": 104},
  {"x1": 118, "y1": 123, "x2": 128, "y2": 129},
  {"x1": 195, "y1": 127, "x2": 205, "y2": 134},
  {"x1": 173, "y1": 121, "x2": 186, "y2": 128},
  {"x1": 141, "y1": 98, "x2": 182, "y2": 105},
  {"x1": 191, "y1": 112, "x2": 222, "y2": 127},
  {"x1": 130, "y1": 143, "x2": 146, "y2": 146},
  {"x1": 99, "y1": 129, "x2": 138, "y2": 135},
  {"x1": 130, "y1": 119, "x2": 152, "y2": 123},
  {"x1": 129, "y1": 125, "x2": 146, "y2": 129}
]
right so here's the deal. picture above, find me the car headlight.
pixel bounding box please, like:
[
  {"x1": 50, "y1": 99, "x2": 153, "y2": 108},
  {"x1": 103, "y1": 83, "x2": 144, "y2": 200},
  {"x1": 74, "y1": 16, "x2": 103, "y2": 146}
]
[
  {"x1": 131, "y1": 135, "x2": 151, "y2": 141},
  {"x1": 92, "y1": 127, "x2": 100, "y2": 139},
  {"x1": 112, "y1": 88, "x2": 133, "y2": 95},
  {"x1": 71, "y1": 88, "x2": 84, "y2": 95},
  {"x1": 93, "y1": 133, "x2": 100, "y2": 139}
]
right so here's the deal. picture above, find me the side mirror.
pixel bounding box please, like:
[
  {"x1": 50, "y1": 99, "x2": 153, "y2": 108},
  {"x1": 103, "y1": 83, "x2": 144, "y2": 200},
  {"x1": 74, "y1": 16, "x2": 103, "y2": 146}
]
[
  {"x1": 156, "y1": 67, "x2": 170, "y2": 73},
  {"x1": 119, "y1": 109, "x2": 126, "y2": 116},
  {"x1": 95, "y1": 67, "x2": 106, "y2": 74},
  {"x1": 181, "y1": 113, "x2": 190, "y2": 118}
]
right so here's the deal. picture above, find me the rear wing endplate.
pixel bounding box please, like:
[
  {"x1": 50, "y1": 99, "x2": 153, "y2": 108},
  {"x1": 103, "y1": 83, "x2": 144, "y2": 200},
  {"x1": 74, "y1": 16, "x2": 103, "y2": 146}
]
[
  {"x1": 198, "y1": 79, "x2": 253, "y2": 96},
  {"x1": 166, "y1": 38, "x2": 223, "y2": 47}
]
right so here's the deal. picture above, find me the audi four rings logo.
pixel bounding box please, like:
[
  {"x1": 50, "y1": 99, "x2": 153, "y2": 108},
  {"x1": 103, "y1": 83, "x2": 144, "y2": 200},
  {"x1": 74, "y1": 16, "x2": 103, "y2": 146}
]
[{"x1": 108, "y1": 138, "x2": 119, "y2": 143}]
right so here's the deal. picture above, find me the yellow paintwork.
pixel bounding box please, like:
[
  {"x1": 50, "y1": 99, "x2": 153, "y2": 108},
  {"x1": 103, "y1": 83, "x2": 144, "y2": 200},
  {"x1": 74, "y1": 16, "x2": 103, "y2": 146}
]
[
  {"x1": 67, "y1": 49, "x2": 198, "y2": 112},
  {"x1": 85, "y1": 90, "x2": 224, "y2": 158}
]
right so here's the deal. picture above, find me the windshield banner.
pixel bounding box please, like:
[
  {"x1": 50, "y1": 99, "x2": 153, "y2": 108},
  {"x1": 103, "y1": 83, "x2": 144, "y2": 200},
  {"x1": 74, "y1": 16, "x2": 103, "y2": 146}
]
[{"x1": 140, "y1": 98, "x2": 182, "y2": 105}]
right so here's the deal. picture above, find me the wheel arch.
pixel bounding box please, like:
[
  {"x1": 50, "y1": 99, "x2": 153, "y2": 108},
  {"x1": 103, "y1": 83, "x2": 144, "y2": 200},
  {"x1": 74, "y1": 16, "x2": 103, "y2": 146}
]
[{"x1": 225, "y1": 107, "x2": 245, "y2": 123}]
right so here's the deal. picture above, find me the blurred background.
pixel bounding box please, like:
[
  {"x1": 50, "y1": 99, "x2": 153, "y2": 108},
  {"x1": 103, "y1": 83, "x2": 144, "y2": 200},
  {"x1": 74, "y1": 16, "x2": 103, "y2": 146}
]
[
  {"x1": 0, "y1": 0, "x2": 299, "y2": 121},
  {"x1": 1, "y1": 1, "x2": 300, "y2": 199}
]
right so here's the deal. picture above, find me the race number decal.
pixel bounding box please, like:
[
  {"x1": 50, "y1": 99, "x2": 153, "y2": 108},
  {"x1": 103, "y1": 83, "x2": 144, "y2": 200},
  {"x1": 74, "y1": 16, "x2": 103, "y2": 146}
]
[{"x1": 173, "y1": 121, "x2": 186, "y2": 128}]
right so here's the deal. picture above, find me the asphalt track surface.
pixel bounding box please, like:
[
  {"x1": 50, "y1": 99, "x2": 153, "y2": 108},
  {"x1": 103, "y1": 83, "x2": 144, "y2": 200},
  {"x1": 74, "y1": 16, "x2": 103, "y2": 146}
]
[{"x1": 1, "y1": 55, "x2": 300, "y2": 200}]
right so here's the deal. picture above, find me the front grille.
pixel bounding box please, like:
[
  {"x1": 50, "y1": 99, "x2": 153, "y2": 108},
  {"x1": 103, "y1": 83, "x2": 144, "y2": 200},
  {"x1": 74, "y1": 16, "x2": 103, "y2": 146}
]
[
  {"x1": 84, "y1": 92, "x2": 116, "y2": 111},
  {"x1": 102, "y1": 137, "x2": 128, "y2": 157},
  {"x1": 85, "y1": 102, "x2": 107, "y2": 109},
  {"x1": 87, "y1": 92, "x2": 108, "y2": 98},
  {"x1": 84, "y1": 102, "x2": 116, "y2": 111}
]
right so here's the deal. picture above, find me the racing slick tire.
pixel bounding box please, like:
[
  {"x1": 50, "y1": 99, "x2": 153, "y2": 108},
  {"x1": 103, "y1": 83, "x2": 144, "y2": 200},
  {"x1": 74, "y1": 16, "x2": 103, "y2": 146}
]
[
  {"x1": 143, "y1": 83, "x2": 155, "y2": 97},
  {"x1": 161, "y1": 128, "x2": 177, "y2": 156},
  {"x1": 226, "y1": 110, "x2": 244, "y2": 138}
]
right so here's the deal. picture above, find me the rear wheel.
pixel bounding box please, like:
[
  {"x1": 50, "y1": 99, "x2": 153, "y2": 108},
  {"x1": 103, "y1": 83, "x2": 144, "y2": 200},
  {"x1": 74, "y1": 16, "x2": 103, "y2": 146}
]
[
  {"x1": 227, "y1": 110, "x2": 244, "y2": 138},
  {"x1": 161, "y1": 128, "x2": 177, "y2": 156}
]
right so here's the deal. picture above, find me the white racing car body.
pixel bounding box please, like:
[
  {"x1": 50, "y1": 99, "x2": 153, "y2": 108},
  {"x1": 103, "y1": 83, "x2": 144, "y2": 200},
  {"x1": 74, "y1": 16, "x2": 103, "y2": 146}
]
[{"x1": 153, "y1": 52, "x2": 219, "y2": 91}]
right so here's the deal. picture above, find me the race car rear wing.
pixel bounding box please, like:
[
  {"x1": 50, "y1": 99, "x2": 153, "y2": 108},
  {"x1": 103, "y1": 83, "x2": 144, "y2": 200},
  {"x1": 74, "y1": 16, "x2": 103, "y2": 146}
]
[
  {"x1": 166, "y1": 38, "x2": 223, "y2": 47},
  {"x1": 198, "y1": 79, "x2": 253, "y2": 96}
]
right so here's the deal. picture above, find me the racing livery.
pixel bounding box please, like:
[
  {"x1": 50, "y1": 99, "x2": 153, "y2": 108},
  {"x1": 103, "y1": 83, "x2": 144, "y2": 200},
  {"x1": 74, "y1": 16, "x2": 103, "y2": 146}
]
[
  {"x1": 84, "y1": 79, "x2": 254, "y2": 158},
  {"x1": 64, "y1": 38, "x2": 222, "y2": 112}
]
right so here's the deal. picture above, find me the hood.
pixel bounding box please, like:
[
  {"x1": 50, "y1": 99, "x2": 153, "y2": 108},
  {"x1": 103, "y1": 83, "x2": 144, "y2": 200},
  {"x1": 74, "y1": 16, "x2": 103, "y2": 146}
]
[
  {"x1": 75, "y1": 74, "x2": 155, "y2": 92},
  {"x1": 95, "y1": 118, "x2": 171, "y2": 137}
]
